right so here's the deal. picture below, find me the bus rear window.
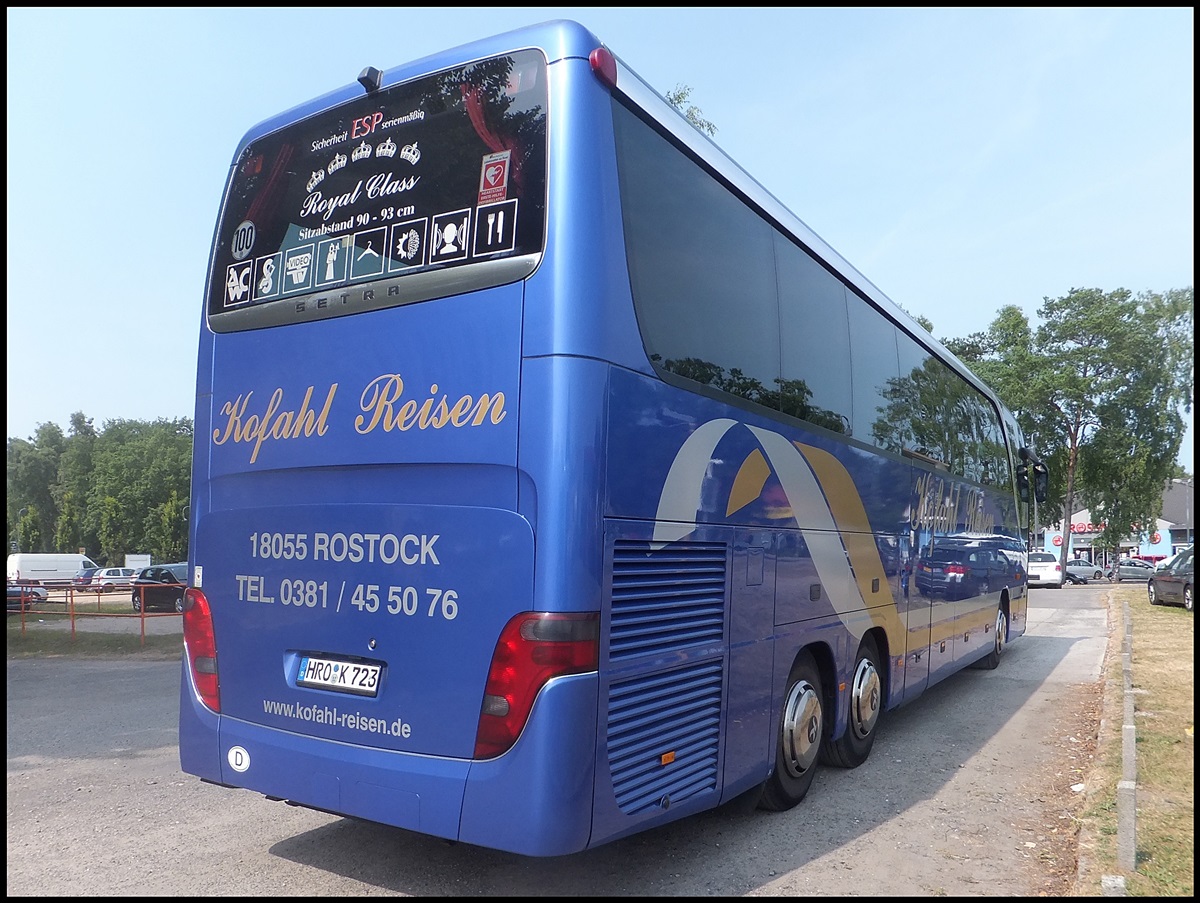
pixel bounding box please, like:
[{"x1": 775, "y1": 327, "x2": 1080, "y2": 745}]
[{"x1": 208, "y1": 50, "x2": 548, "y2": 331}]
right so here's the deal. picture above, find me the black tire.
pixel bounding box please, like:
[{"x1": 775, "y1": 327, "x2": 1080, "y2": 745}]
[
  {"x1": 1148, "y1": 582, "x2": 1160, "y2": 605},
  {"x1": 1093, "y1": 570, "x2": 1104, "y2": 581},
  {"x1": 174, "y1": 595, "x2": 185, "y2": 614},
  {"x1": 132, "y1": 594, "x2": 143, "y2": 613},
  {"x1": 758, "y1": 651, "x2": 824, "y2": 812},
  {"x1": 1184, "y1": 584, "x2": 1193, "y2": 613},
  {"x1": 821, "y1": 635, "x2": 882, "y2": 768},
  {"x1": 973, "y1": 604, "x2": 1009, "y2": 671}
]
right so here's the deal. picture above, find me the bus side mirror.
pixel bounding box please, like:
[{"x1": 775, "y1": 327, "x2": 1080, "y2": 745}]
[
  {"x1": 1033, "y1": 463, "x2": 1048, "y2": 504},
  {"x1": 1017, "y1": 447, "x2": 1049, "y2": 504}
]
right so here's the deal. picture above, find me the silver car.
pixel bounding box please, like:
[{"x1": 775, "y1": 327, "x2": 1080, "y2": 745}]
[
  {"x1": 89, "y1": 566, "x2": 137, "y2": 593},
  {"x1": 1108, "y1": 557, "x2": 1156, "y2": 582},
  {"x1": 1064, "y1": 558, "x2": 1105, "y2": 583}
]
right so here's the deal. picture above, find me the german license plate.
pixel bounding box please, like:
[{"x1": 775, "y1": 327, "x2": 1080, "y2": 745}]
[{"x1": 297, "y1": 656, "x2": 381, "y2": 697}]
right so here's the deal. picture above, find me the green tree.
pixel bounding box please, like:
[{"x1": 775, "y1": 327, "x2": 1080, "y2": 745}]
[
  {"x1": 7, "y1": 413, "x2": 194, "y2": 566},
  {"x1": 54, "y1": 412, "x2": 99, "y2": 556},
  {"x1": 665, "y1": 83, "x2": 717, "y2": 137},
  {"x1": 6, "y1": 423, "x2": 66, "y2": 553},
  {"x1": 89, "y1": 418, "x2": 193, "y2": 563}
]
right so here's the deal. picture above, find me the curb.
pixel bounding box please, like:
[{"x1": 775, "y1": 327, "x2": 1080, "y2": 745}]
[{"x1": 1101, "y1": 591, "x2": 1136, "y2": 895}]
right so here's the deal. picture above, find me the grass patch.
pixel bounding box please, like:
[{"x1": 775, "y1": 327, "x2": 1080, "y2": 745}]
[
  {"x1": 1075, "y1": 586, "x2": 1194, "y2": 896},
  {"x1": 6, "y1": 604, "x2": 184, "y2": 660}
]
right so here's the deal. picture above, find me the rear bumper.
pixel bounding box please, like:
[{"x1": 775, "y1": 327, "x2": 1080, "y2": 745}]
[{"x1": 179, "y1": 663, "x2": 601, "y2": 856}]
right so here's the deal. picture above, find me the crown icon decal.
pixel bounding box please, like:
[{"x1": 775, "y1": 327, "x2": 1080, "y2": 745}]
[
  {"x1": 307, "y1": 170, "x2": 326, "y2": 192},
  {"x1": 376, "y1": 137, "x2": 397, "y2": 158},
  {"x1": 351, "y1": 140, "x2": 373, "y2": 162},
  {"x1": 400, "y1": 142, "x2": 421, "y2": 165},
  {"x1": 327, "y1": 152, "x2": 348, "y2": 175}
]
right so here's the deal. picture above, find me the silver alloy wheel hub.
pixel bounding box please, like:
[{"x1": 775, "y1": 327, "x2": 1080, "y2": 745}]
[
  {"x1": 781, "y1": 679, "x2": 821, "y2": 777},
  {"x1": 849, "y1": 655, "x2": 881, "y2": 740}
]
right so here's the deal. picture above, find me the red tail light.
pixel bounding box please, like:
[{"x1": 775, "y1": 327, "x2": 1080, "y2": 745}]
[
  {"x1": 945, "y1": 564, "x2": 969, "y2": 575},
  {"x1": 183, "y1": 587, "x2": 220, "y2": 713},
  {"x1": 474, "y1": 612, "x2": 599, "y2": 759}
]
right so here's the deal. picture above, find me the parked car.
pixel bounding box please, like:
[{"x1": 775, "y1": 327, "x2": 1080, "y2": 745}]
[
  {"x1": 1147, "y1": 545, "x2": 1192, "y2": 611},
  {"x1": 1064, "y1": 558, "x2": 1105, "y2": 584},
  {"x1": 72, "y1": 566, "x2": 101, "y2": 591},
  {"x1": 1026, "y1": 551, "x2": 1064, "y2": 588},
  {"x1": 130, "y1": 563, "x2": 189, "y2": 613},
  {"x1": 90, "y1": 566, "x2": 137, "y2": 593},
  {"x1": 1153, "y1": 547, "x2": 1186, "y2": 572},
  {"x1": 1108, "y1": 557, "x2": 1156, "y2": 582},
  {"x1": 7, "y1": 582, "x2": 49, "y2": 611}
]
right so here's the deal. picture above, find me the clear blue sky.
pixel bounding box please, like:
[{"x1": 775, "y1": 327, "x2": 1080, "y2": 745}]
[{"x1": 6, "y1": 7, "x2": 1194, "y2": 470}]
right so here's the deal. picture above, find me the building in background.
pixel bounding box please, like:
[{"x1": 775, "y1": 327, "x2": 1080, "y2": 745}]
[
  {"x1": 1042, "y1": 478, "x2": 1194, "y2": 566},
  {"x1": 1164, "y1": 477, "x2": 1194, "y2": 551}
]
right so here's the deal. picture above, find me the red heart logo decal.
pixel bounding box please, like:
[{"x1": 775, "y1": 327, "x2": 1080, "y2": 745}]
[{"x1": 486, "y1": 164, "x2": 504, "y2": 186}]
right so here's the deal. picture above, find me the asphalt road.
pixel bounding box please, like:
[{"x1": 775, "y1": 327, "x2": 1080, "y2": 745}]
[{"x1": 6, "y1": 585, "x2": 1109, "y2": 896}]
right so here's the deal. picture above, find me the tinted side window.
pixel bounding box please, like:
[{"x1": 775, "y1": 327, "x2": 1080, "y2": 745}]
[
  {"x1": 777, "y1": 236, "x2": 853, "y2": 433},
  {"x1": 892, "y1": 331, "x2": 1009, "y2": 485},
  {"x1": 611, "y1": 96, "x2": 1009, "y2": 478},
  {"x1": 616, "y1": 101, "x2": 858, "y2": 437},
  {"x1": 893, "y1": 333, "x2": 948, "y2": 465},
  {"x1": 614, "y1": 102, "x2": 779, "y2": 411},
  {"x1": 847, "y1": 293, "x2": 899, "y2": 447}
]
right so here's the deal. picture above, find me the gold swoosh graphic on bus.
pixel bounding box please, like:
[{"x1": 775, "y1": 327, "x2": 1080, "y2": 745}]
[
  {"x1": 793, "y1": 442, "x2": 896, "y2": 620},
  {"x1": 652, "y1": 419, "x2": 904, "y2": 642},
  {"x1": 750, "y1": 430, "x2": 903, "y2": 640},
  {"x1": 746, "y1": 427, "x2": 872, "y2": 637},
  {"x1": 727, "y1": 448, "x2": 771, "y2": 516}
]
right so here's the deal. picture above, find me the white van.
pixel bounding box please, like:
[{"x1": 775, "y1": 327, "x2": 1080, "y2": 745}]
[{"x1": 7, "y1": 553, "x2": 99, "y2": 586}]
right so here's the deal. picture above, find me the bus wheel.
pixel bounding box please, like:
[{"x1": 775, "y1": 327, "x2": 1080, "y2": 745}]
[
  {"x1": 973, "y1": 605, "x2": 1008, "y2": 671},
  {"x1": 820, "y1": 635, "x2": 881, "y2": 768},
  {"x1": 758, "y1": 651, "x2": 823, "y2": 812}
]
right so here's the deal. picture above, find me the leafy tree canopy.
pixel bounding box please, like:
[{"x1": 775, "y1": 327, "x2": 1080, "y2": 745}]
[
  {"x1": 8, "y1": 414, "x2": 192, "y2": 565},
  {"x1": 945, "y1": 286, "x2": 1193, "y2": 557}
]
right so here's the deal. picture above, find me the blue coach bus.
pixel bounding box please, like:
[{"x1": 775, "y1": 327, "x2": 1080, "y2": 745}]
[{"x1": 179, "y1": 19, "x2": 1048, "y2": 856}]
